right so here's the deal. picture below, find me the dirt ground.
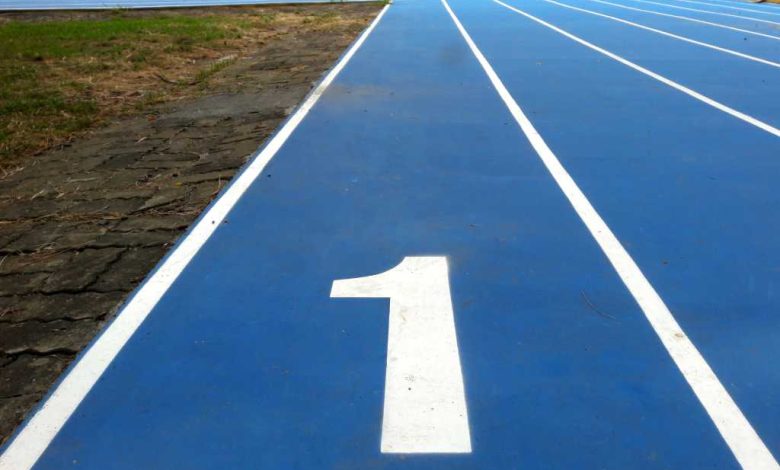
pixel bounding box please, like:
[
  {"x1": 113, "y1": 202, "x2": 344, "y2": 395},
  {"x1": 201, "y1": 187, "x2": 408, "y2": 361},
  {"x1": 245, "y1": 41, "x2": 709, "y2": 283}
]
[
  {"x1": 0, "y1": 2, "x2": 380, "y2": 444},
  {"x1": 0, "y1": 4, "x2": 380, "y2": 171}
]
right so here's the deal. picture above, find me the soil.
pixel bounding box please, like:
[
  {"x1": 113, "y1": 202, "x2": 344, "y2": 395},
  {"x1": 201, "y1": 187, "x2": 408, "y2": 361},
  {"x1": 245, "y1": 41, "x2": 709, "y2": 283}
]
[{"x1": 0, "y1": 2, "x2": 380, "y2": 445}]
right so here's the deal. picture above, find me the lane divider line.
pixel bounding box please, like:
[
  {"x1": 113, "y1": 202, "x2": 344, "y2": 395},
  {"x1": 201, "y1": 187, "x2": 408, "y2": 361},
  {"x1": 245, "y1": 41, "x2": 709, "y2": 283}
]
[
  {"x1": 494, "y1": 0, "x2": 780, "y2": 136},
  {"x1": 583, "y1": 0, "x2": 780, "y2": 42},
  {"x1": 441, "y1": 0, "x2": 780, "y2": 467},
  {"x1": 541, "y1": 0, "x2": 780, "y2": 67},
  {"x1": 668, "y1": 0, "x2": 780, "y2": 16},
  {"x1": 622, "y1": 0, "x2": 780, "y2": 26},
  {"x1": 0, "y1": 5, "x2": 391, "y2": 470}
]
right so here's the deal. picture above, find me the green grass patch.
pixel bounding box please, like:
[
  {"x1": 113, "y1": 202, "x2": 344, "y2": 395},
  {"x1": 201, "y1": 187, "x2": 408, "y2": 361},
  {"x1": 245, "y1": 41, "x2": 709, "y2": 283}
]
[
  {"x1": 0, "y1": 15, "x2": 240, "y2": 61},
  {"x1": 0, "y1": 12, "x2": 265, "y2": 168},
  {"x1": 0, "y1": 5, "x2": 382, "y2": 169}
]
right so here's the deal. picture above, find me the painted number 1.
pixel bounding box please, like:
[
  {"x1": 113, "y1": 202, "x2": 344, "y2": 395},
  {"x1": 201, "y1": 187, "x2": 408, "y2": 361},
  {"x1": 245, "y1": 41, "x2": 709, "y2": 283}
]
[{"x1": 331, "y1": 257, "x2": 471, "y2": 454}]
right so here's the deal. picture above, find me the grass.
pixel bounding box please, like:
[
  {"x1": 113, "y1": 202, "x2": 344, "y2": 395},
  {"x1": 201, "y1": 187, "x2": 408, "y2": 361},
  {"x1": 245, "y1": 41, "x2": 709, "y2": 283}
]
[
  {"x1": 0, "y1": 16, "x2": 239, "y2": 59},
  {"x1": 0, "y1": 13, "x2": 250, "y2": 170},
  {"x1": 0, "y1": 6, "x2": 374, "y2": 172}
]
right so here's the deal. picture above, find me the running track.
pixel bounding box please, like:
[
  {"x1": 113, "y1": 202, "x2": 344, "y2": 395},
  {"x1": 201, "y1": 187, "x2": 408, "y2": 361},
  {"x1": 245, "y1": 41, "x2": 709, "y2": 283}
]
[{"x1": 1, "y1": 0, "x2": 779, "y2": 468}]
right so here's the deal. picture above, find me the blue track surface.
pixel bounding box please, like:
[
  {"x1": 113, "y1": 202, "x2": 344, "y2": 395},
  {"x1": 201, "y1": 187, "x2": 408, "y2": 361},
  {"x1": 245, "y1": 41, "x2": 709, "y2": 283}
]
[{"x1": 1, "y1": 0, "x2": 779, "y2": 468}]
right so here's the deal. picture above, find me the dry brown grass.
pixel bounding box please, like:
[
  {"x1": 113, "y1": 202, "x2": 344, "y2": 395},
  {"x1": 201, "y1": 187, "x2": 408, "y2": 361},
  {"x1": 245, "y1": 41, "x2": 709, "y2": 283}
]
[{"x1": 0, "y1": 6, "x2": 376, "y2": 174}]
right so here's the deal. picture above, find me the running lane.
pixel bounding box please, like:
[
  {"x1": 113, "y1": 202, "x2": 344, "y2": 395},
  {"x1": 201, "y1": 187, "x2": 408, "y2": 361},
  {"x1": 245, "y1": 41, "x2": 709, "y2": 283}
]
[
  {"x1": 690, "y1": 0, "x2": 780, "y2": 12},
  {"x1": 449, "y1": 0, "x2": 780, "y2": 462},
  {"x1": 488, "y1": 0, "x2": 780, "y2": 127},
  {"x1": 549, "y1": 0, "x2": 780, "y2": 62},
  {"x1": 0, "y1": 0, "x2": 747, "y2": 468},
  {"x1": 607, "y1": 0, "x2": 780, "y2": 35},
  {"x1": 641, "y1": 0, "x2": 780, "y2": 18}
]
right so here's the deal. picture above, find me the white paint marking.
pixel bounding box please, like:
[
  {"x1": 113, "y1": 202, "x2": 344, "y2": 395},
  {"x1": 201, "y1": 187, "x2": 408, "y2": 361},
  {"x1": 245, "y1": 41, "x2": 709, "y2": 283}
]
[
  {"x1": 331, "y1": 257, "x2": 471, "y2": 454},
  {"x1": 583, "y1": 0, "x2": 780, "y2": 42},
  {"x1": 542, "y1": 0, "x2": 780, "y2": 67},
  {"x1": 0, "y1": 5, "x2": 390, "y2": 470},
  {"x1": 442, "y1": 0, "x2": 780, "y2": 467},
  {"x1": 622, "y1": 0, "x2": 780, "y2": 26},
  {"x1": 668, "y1": 0, "x2": 780, "y2": 16},
  {"x1": 494, "y1": 0, "x2": 780, "y2": 136}
]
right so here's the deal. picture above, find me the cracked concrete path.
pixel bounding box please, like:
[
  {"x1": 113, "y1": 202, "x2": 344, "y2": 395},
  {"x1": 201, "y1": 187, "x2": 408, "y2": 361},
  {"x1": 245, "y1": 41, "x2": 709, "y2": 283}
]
[{"x1": 0, "y1": 2, "x2": 379, "y2": 444}]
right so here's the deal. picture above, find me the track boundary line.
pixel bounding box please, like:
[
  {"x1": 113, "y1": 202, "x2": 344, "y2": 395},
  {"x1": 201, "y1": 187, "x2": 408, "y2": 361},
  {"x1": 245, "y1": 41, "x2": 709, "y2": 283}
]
[
  {"x1": 0, "y1": 5, "x2": 390, "y2": 470},
  {"x1": 583, "y1": 0, "x2": 780, "y2": 41},
  {"x1": 494, "y1": 0, "x2": 780, "y2": 136},
  {"x1": 443, "y1": 0, "x2": 780, "y2": 466},
  {"x1": 542, "y1": 0, "x2": 780, "y2": 67},
  {"x1": 623, "y1": 0, "x2": 780, "y2": 25}
]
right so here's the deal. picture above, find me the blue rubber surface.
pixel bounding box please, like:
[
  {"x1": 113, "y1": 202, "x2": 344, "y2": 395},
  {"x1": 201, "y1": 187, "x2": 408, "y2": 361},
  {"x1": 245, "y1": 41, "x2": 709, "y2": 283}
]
[
  {"x1": 2, "y1": 0, "x2": 779, "y2": 468},
  {"x1": 603, "y1": 0, "x2": 780, "y2": 36}
]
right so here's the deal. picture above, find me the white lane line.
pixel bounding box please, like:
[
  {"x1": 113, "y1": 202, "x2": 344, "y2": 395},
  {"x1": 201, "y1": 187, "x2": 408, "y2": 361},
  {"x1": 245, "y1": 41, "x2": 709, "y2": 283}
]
[
  {"x1": 541, "y1": 0, "x2": 780, "y2": 67},
  {"x1": 583, "y1": 0, "x2": 780, "y2": 42},
  {"x1": 669, "y1": 0, "x2": 780, "y2": 15},
  {"x1": 494, "y1": 0, "x2": 780, "y2": 136},
  {"x1": 442, "y1": 0, "x2": 780, "y2": 467},
  {"x1": 622, "y1": 0, "x2": 780, "y2": 25},
  {"x1": 0, "y1": 5, "x2": 390, "y2": 470}
]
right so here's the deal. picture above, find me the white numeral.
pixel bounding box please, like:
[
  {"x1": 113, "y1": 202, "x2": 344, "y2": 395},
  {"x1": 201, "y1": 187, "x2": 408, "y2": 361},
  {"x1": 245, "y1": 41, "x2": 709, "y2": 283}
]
[{"x1": 331, "y1": 256, "x2": 471, "y2": 454}]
